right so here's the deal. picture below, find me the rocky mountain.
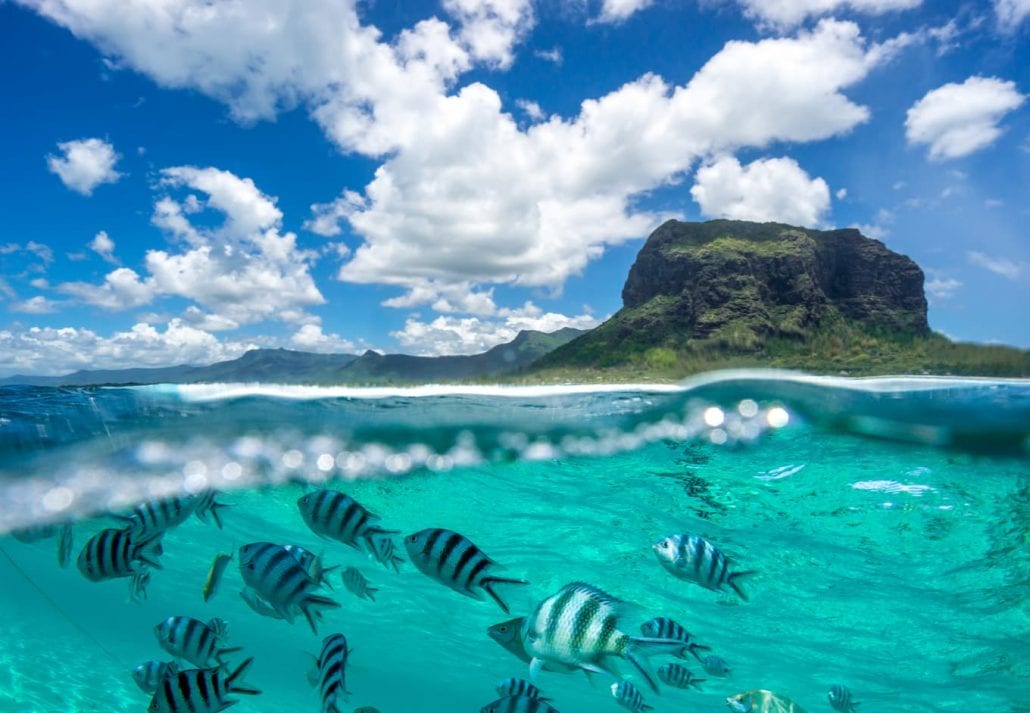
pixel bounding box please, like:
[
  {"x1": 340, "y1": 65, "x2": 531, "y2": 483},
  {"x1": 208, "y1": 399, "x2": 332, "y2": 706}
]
[{"x1": 0, "y1": 328, "x2": 584, "y2": 386}]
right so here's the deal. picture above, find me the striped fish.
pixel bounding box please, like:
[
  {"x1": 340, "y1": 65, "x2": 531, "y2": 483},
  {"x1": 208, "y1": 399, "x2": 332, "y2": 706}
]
[
  {"x1": 701, "y1": 654, "x2": 731, "y2": 677},
  {"x1": 828, "y1": 684, "x2": 860, "y2": 712},
  {"x1": 316, "y1": 633, "x2": 351, "y2": 713},
  {"x1": 480, "y1": 695, "x2": 561, "y2": 713},
  {"x1": 147, "y1": 657, "x2": 260, "y2": 713},
  {"x1": 496, "y1": 677, "x2": 547, "y2": 700},
  {"x1": 77, "y1": 527, "x2": 163, "y2": 581},
  {"x1": 404, "y1": 528, "x2": 527, "y2": 613},
  {"x1": 155, "y1": 616, "x2": 239, "y2": 669},
  {"x1": 521, "y1": 581, "x2": 683, "y2": 692},
  {"x1": 238, "y1": 542, "x2": 340, "y2": 633},
  {"x1": 57, "y1": 523, "x2": 73, "y2": 568},
  {"x1": 342, "y1": 567, "x2": 378, "y2": 602},
  {"x1": 657, "y1": 663, "x2": 705, "y2": 690},
  {"x1": 118, "y1": 496, "x2": 197, "y2": 535},
  {"x1": 131, "y1": 660, "x2": 179, "y2": 694},
  {"x1": 653, "y1": 534, "x2": 754, "y2": 601},
  {"x1": 297, "y1": 490, "x2": 396, "y2": 553},
  {"x1": 192, "y1": 490, "x2": 229, "y2": 529},
  {"x1": 283, "y1": 545, "x2": 337, "y2": 589},
  {"x1": 487, "y1": 617, "x2": 584, "y2": 677},
  {"x1": 202, "y1": 552, "x2": 233, "y2": 602},
  {"x1": 639, "y1": 617, "x2": 708, "y2": 660},
  {"x1": 611, "y1": 680, "x2": 653, "y2": 712},
  {"x1": 367, "y1": 530, "x2": 404, "y2": 572}
]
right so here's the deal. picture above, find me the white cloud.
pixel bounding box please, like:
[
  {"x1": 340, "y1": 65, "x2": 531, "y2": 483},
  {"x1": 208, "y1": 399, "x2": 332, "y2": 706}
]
[
  {"x1": 290, "y1": 324, "x2": 358, "y2": 354},
  {"x1": 690, "y1": 155, "x2": 831, "y2": 227},
  {"x1": 0, "y1": 320, "x2": 256, "y2": 377},
  {"x1": 836, "y1": 188, "x2": 848, "y2": 199},
  {"x1": 305, "y1": 190, "x2": 364, "y2": 237},
  {"x1": 391, "y1": 302, "x2": 600, "y2": 356},
  {"x1": 730, "y1": 0, "x2": 921, "y2": 29},
  {"x1": 0, "y1": 241, "x2": 53, "y2": 274},
  {"x1": 46, "y1": 138, "x2": 122, "y2": 195},
  {"x1": 852, "y1": 223, "x2": 888, "y2": 240},
  {"x1": 905, "y1": 76, "x2": 1026, "y2": 160},
  {"x1": 88, "y1": 230, "x2": 118, "y2": 263},
  {"x1": 925, "y1": 275, "x2": 962, "y2": 299},
  {"x1": 58, "y1": 267, "x2": 155, "y2": 310},
  {"x1": 443, "y1": 0, "x2": 534, "y2": 69},
  {"x1": 0, "y1": 278, "x2": 14, "y2": 299},
  {"x1": 995, "y1": 0, "x2": 1030, "y2": 31},
  {"x1": 9, "y1": 296, "x2": 62, "y2": 314},
  {"x1": 533, "y1": 47, "x2": 562, "y2": 64},
  {"x1": 516, "y1": 98, "x2": 545, "y2": 121},
  {"x1": 596, "y1": 0, "x2": 655, "y2": 24},
  {"x1": 967, "y1": 251, "x2": 1024, "y2": 280}
]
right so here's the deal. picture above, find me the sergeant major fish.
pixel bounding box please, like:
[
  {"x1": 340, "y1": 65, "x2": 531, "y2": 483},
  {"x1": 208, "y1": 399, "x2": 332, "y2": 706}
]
[
  {"x1": 653, "y1": 533, "x2": 754, "y2": 601},
  {"x1": 147, "y1": 657, "x2": 260, "y2": 713},
  {"x1": 480, "y1": 695, "x2": 561, "y2": 713},
  {"x1": 77, "y1": 527, "x2": 162, "y2": 582},
  {"x1": 657, "y1": 662, "x2": 705, "y2": 690},
  {"x1": 828, "y1": 684, "x2": 860, "y2": 712},
  {"x1": 297, "y1": 490, "x2": 397, "y2": 554},
  {"x1": 315, "y1": 633, "x2": 351, "y2": 713},
  {"x1": 640, "y1": 616, "x2": 709, "y2": 660},
  {"x1": 521, "y1": 581, "x2": 684, "y2": 692},
  {"x1": 405, "y1": 528, "x2": 527, "y2": 613},
  {"x1": 283, "y1": 544, "x2": 337, "y2": 589},
  {"x1": 496, "y1": 677, "x2": 548, "y2": 700},
  {"x1": 702, "y1": 654, "x2": 732, "y2": 677},
  {"x1": 487, "y1": 617, "x2": 585, "y2": 677},
  {"x1": 342, "y1": 566, "x2": 378, "y2": 602},
  {"x1": 155, "y1": 616, "x2": 239, "y2": 669},
  {"x1": 131, "y1": 660, "x2": 179, "y2": 694},
  {"x1": 611, "y1": 680, "x2": 653, "y2": 712},
  {"x1": 116, "y1": 496, "x2": 196, "y2": 535},
  {"x1": 238, "y1": 542, "x2": 340, "y2": 633}
]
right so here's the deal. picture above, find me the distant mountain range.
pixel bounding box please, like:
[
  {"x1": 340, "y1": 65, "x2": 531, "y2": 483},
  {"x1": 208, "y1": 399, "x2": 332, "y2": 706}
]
[{"x1": 0, "y1": 328, "x2": 585, "y2": 386}]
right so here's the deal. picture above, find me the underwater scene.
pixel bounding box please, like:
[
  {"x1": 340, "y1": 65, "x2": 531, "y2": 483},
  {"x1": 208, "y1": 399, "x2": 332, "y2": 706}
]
[{"x1": 1, "y1": 373, "x2": 1028, "y2": 713}]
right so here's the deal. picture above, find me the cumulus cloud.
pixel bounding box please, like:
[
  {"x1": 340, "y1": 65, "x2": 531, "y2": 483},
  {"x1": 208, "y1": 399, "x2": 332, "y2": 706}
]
[
  {"x1": 905, "y1": 76, "x2": 1026, "y2": 160},
  {"x1": 730, "y1": 0, "x2": 921, "y2": 28},
  {"x1": 0, "y1": 320, "x2": 256, "y2": 377},
  {"x1": 58, "y1": 267, "x2": 154, "y2": 309},
  {"x1": 46, "y1": 138, "x2": 122, "y2": 195},
  {"x1": 516, "y1": 99, "x2": 545, "y2": 121},
  {"x1": 391, "y1": 302, "x2": 600, "y2": 356},
  {"x1": 967, "y1": 251, "x2": 1024, "y2": 280},
  {"x1": 690, "y1": 155, "x2": 831, "y2": 227},
  {"x1": 9, "y1": 296, "x2": 62, "y2": 314},
  {"x1": 443, "y1": 0, "x2": 534, "y2": 69},
  {"x1": 596, "y1": 0, "x2": 655, "y2": 24},
  {"x1": 290, "y1": 324, "x2": 358, "y2": 353},
  {"x1": 88, "y1": 230, "x2": 118, "y2": 263},
  {"x1": 995, "y1": 0, "x2": 1030, "y2": 31}
]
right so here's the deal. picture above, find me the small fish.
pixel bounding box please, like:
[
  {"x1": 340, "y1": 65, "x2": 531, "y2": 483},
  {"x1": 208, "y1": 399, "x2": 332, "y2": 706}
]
[
  {"x1": 238, "y1": 542, "x2": 340, "y2": 633},
  {"x1": 316, "y1": 633, "x2": 351, "y2": 712},
  {"x1": 147, "y1": 657, "x2": 260, "y2": 713},
  {"x1": 117, "y1": 496, "x2": 196, "y2": 535},
  {"x1": 284, "y1": 544, "x2": 338, "y2": 589},
  {"x1": 77, "y1": 527, "x2": 163, "y2": 581},
  {"x1": 129, "y1": 571, "x2": 152, "y2": 603},
  {"x1": 653, "y1": 534, "x2": 754, "y2": 601},
  {"x1": 611, "y1": 680, "x2": 653, "y2": 712},
  {"x1": 657, "y1": 662, "x2": 705, "y2": 690},
  {"x1": 203, "y1": 552, "x2": 233, "y2": 602},
  {"x1": 56, "y1": 523, "x2": 73, "y2": 568},
  {"x1": 828, "y1": 684, "x2": 860, "y2": 712},
  {"x1": 480, "y1": 695, "x2": 561, "y2": 713},
  {"x1": 342, "y1": 567, "x2": 378, "y2": 602},
  {"x1": 131, "y1": 660, "x2": 179, "y2": 694},
  {"x1": 10, "y1": 524, "x2": 57, "y2": 543},
  {"x1": 297, "y1": 490, "x2": 397, "y2": 553},
  {"x1": 521, "y1": 581, "x2": 683, "y2": 693},
  {"x1": 404, "y1": 528, "x2": 527, "y2": 613},
  {"x1": 702, "y1": 654, "x2": 731, "y2": 677},
  {"x1": 192, "y1": 489, "x2": 230, "y2": 529},
  {"x1": 154, "y1": 616, "x2": 240, "y2": 669},
  {"x1": 640, "y1": 616, "x2": 709, "y2": 660},
  {"x1": 496, "y1": 677, "x2": 547, "y2": 700},
  {"x1": 367, "y1": 530, "x2": 404, "y2": 572}
]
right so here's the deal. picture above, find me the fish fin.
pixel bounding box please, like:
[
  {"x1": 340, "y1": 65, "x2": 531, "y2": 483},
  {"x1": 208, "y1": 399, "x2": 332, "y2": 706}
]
[
  {"x1": 481, "y1": 577, "x2": 529, "y2": 614},
  {"x1": 305, "y1": 653, "x2": 319, "y2": 688},
  {"x1": 528, "y1": 657, "x2": 545, "y2": 682},
  {"x1": 690, "y1": 677, "x2": 706, "y2": 690},
  {"x1": 319, "y1": 564, "x2": 340, "y2": 589},
  {"x1": 687, "y1": 643, "x2": 711, "y2": 661},
  {"x1": 134, "y1": 532, "x2": 164, "y2": 570},
  {"x1": 225, "y1": 657, "x2": 261, "y2": 696},
  {"x1": 366, "y1": 587, "x2": 378, "y2": 602},
  {"x1": 300, "y1": 594, "x2": 341, "y2": 634},
  {"x1": 624, "y1": 650, "x2": 660, "y2": 694},
  {"x1": 630, "y1": 636, "x2": 691, "y2": 658},
  {"x1": 215, "y1": 647, "x2": 242, "y2": 669},
  {"x1": 726, "y1": 570, "x2": 755, "y2": 601}
]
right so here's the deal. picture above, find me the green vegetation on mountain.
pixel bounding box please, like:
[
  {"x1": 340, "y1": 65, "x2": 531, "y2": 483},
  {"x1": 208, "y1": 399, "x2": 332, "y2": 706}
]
[{"x1": 531, "y1": 219, "x2": 1030, "y2": 379}]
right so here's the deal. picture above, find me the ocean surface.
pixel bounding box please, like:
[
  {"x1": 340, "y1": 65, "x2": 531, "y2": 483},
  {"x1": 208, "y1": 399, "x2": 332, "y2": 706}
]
[{"x1": 0, "y1": 371, "x2": 1027, "y2": 713}]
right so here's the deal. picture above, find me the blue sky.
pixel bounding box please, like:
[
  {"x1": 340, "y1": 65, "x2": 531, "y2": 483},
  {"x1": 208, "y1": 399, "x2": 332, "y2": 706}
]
[{"x1": 1, "y1": 0, "x2": 1027, "y2": 376}]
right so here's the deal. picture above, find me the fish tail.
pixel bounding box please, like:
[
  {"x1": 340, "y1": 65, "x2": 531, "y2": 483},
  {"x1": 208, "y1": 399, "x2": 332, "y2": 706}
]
[
  {"x1": 300, "y1": 594, "x2": 341, "y2": 634},
  {"x1": 727, "y1": 570, "x2": 756, "y2": 601},
  {"x1": 134, "y1": 532, "x2": 164, "y2": 570},
  {"x1": 207, "y1": 501, "x2": 229, "y2": 530},
  {"x1": 387, "y1": 553, "x2": 404, "y2": 572},
  {"x1": 216, "y1": 646, "x2": 242, "y2": 669},
  {"x1": 225, "y1": 657, "x2": 261, "y2": 696},
  {"x1": 481, "y1": 577, "x2": 529, "y2": 614},
  {"x1": 319, "y1": 564, "x2": 340, "y2": 589}
]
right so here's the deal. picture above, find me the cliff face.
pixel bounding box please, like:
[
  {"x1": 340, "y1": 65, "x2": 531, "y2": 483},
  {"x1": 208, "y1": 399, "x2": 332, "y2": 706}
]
[{"x1": 539, "y1": 219, "x2": 930, "y2": 366}]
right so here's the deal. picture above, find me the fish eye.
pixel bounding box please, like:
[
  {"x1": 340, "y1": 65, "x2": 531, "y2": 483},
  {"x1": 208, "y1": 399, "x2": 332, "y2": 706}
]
[{"x1": 498, "y1": 625, "x2": 507, "y2": 633}]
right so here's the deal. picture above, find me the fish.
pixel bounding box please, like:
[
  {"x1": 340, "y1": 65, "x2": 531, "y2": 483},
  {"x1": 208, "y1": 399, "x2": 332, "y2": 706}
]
[
  {"x1": 342, "y1": 567, "x2": 378, "y2": 602},
  {"x1": 639, "y1": 616, "x2": 708, "y2": 660},
  {"x1": 147, "y1": 656, "x2": 260, "y2": 713},
  {"x1": 496, "y1": 677, "x2": 548, "y2": 700},
  {"x1": 828, "y1": 684, "x2": 860, "y2": 712},
  {"x1": 284, "y1": 544, "x2": 338, "y2": 589},
  {"x1": 131, "y1": 660, "x2": 179, "y2": 694},
  {"x1": 192, "y1": 489, "x2": 230, "y2": 529},
  {"x1": 701, "y1": 654, "x2": 731, "y2": 677},
  {"x1": 77, "y1": 527, "x2": 163, "y2": 581},
  {"x1": 521, "y1": 581, "x2": 684, "y2": 693},
  {"x1": 117, "y1": 496, "x2": 197, "y2": 535},
  {"x1": 657, "y1": 662, "x2": 705, "y2": 690},
  {"x1": 726, "y1": 690, "x2": 807, "y2": 713},
  {"x1": 480, "y1": 695, "x2": 561, "y2": 713},
  {"x1": 653, "y1": 533, "x2": 754, "y2": 601},
  {"x1": 238, "y1": 542, "x2": 340, "y2": 633},
  {"x1": 56, "y1": 523, "x2": 73, "y2": 568},
  {"x1": 487, "y1": 617, "x2": 585, "y2": 677},
  {"x1": 315, "y1": 633, "x2": 351, "y2": 713},
  {"x1": 404, "y1": 528, "x2": 527, "y2": 613},
  {"x1": 154, "y1": 615, "x2": 240, "y2": 669},
  {"x1": 611, "y1": 680, "x2": 653, "y2": 712},
  {"x1": 367, "y1": 530, "x2": 404, "y2": 572},
  {"x1": 10, "y1": 524, "x2": 57, "y2": 543},
  {"x1": 202, "y1": 552, "x2": 234, "y2": 602},
  {"x1": 129, "y1": 571, "x2": 152, "y2": 603},
  {"x1": 297, "y1": 490, "x2": 397, "y2": 553}
]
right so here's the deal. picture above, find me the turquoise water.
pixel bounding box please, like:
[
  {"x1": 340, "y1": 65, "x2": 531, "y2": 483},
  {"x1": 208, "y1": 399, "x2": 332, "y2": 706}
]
[{"x1": 0, "y1": 373, "x2": 1027, "y2": 712}]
